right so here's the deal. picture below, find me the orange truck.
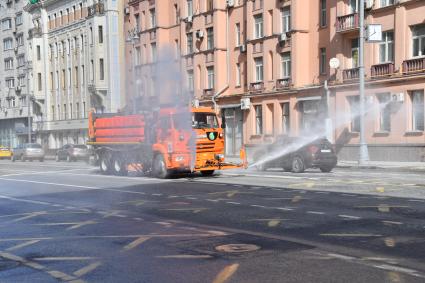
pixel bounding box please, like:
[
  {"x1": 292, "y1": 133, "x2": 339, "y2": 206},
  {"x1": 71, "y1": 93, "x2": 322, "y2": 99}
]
[{"x1": 87, "y1": 106, "x2": 247, "y2": 178}]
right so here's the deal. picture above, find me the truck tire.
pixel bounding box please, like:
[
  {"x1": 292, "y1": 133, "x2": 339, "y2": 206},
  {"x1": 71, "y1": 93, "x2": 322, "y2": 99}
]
[
  {"x1": 201, "y1": 170, "x2": 215, "y2": 176},
  {"x1": 153, "y1": 154, "x2": 170, "y2": 179},
  {"x1": 291, "y1": 156, "x2": 305, "y2": 173},
  {"x1": 112, "y1": 154, "x2": 128, "y2": 176},
  {"x1": 99, "y1": 152, "x2": 112, "y2": 175}
]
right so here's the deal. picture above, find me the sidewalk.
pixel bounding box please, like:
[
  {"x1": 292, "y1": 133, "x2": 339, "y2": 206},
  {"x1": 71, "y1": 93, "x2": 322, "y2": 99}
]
[{"x1": 337, "y1": 160, "x2": 425, "y2": 172}]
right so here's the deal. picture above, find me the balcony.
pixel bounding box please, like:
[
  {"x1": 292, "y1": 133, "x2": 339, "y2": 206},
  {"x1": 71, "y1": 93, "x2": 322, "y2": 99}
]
[
  {"x1": 276, "y1": 78, "x2": 291, "y2": 90},
  {"x1": 202, "y1": 88, "x2": 214, "y2": 99},
  {"x1": 336, "y1": 13, "x2": 359, "y2": 33},
  {"x1": 402, "y1": 58, "x2": 425, "y2": 74},
  {"x1": 342, "y1": 67, "x2": 360, "y2": 81},
  {"x1": 249, "y1": 82, "x2": 264, "y2": 93},
  {"x1": 87, "y1": 2, "x2": 105, "y2": 18},
  {"x1": 371, "y1": 62, "x2": 395, "y2": 78}
]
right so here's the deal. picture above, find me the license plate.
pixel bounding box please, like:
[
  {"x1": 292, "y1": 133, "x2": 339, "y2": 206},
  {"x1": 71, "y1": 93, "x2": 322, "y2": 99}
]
[{"x1": 321, "y1": 149, "x2": 331, "y2": 153}]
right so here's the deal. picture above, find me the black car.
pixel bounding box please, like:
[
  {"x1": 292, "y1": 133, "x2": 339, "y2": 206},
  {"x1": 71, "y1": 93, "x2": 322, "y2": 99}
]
[
  {"x1": 56, "y1": 144, "x2": 90, "y2": 162},
  {"x1": 253, "y1": 136, "x2": 337, "y2": 173}
]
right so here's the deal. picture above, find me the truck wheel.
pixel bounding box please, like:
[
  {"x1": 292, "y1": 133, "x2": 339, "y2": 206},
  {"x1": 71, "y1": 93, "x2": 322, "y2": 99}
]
[
  {"x1": 99, "y1": 153, "x2": 112, "y2": 175},
  {"x1": 201, "y1": 170, "x2": 215, "y2": 176},
  {"x1": 153, "y1": 155, "x2": 170, "y2": 179},
  {"x1": 112, "y1": 155, "x2": 128, "y2": 176},
  {"x1": 291, "y1": 156, "x2": 305, "y2": 173}
]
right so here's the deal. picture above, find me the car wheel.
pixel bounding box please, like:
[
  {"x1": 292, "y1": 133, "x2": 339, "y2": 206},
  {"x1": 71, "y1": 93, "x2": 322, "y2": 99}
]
[
  {"x1": 153, "y1": 155, "x2": 170, "y2": 179},
  {"x1": 320, "y1": 166, "x2": 333, "y2": 173},
  {"x1": 201, "y1": 170, "x2": 215, "y2": 177},
  {"x1": 291, "y1": 156, "x2": 305, "y2": 173},
  {"x1": 112, "y1": 155, "x2": 128, "y2": 176},
  {"x1": 99, "y1": 152, "x2": 112, "y2": 175},
  {"x1": 21, "y1": 155, "x2": 26, "y2": 162}
]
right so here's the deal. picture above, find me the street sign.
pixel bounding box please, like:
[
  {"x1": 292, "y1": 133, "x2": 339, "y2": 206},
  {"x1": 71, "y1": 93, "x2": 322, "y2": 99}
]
[{"x1": 366, "y1": 24, "x2": 382, "y2": 42}]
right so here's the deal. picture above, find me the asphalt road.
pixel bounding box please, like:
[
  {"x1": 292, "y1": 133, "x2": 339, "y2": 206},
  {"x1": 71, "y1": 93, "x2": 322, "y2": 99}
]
[{"x1": 0, "y1": 160, "x2": 424, "y2": 283}]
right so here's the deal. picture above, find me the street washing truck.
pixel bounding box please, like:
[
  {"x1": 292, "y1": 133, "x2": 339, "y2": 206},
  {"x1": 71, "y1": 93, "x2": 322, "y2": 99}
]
[{"x1": 87, "y1": 106, "x2": 247, "y2": 178}]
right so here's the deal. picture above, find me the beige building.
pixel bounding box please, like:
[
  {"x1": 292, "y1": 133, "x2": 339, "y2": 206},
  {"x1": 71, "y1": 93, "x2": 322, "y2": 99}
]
[
  {"x1": 25, "y1": 0, "x2": 125, "y2": 150},
  {"x1": 125, "y1": 0, "x2": 425, "y2": 161}
]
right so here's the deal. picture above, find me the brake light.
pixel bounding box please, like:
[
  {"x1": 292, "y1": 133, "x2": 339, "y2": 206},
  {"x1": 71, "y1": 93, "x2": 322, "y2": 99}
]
[{"x1": 308, "y1": 145, "x2": 319, "y2": 154}]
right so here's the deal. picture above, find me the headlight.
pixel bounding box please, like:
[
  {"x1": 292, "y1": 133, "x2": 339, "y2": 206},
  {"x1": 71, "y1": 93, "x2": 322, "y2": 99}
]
[{"x1": 215, "y1": 154, "x2": 224, "y2": 160}]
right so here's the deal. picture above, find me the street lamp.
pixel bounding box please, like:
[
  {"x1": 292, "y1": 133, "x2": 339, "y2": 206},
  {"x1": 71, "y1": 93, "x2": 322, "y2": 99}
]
[
  {"x1": 24, "y1": 61, "x2": 33, "y2": 143},
  {"x1": 126, "y1": 29, "x2": 140, "y2": 113}
]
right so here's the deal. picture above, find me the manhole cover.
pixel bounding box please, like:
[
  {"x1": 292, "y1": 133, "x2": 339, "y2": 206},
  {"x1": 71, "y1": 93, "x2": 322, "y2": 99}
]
[{"x1": 215, "y1": 244, "x2": 260, "y2": 253}]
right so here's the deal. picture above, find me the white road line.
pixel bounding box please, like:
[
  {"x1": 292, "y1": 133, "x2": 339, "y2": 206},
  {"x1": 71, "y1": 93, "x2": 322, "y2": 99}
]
[
  {"x1": 0, "y1": 177, "x2": 99, "y2": 189},
  {"x1": 250, "y1": 204, "x2": 267, "y2": 208},
  {"x1": 0, "y1": 195, "x2": 51, "y2": 206},
  {"x1": 338, "y1": 215, "x2": 362, "y2": 220},
  {"x1": 152, "y1": 193, "x2": 163, "y2": 196},
  {"x1": 186, "y1": 197, "x2": 198, "y2": 200},
  {"x1": 314, "y1": 192, "x2": 329, "y2": 194},
  {"x1": 0, "y1": 168, "x2": 87, "y2": 178},
  {"x1": 382, "y1": 221, "x2": 403, "y2": 225},
  {"x1": 408, "y1": 199, "x2": 425, "y2": 203},
  {"x1": 373, "y1": 264, "x2": 424, "y2": 278},
  {"x1": 274, "y1": 207, "x2": 294, "y2": 211},
  {"x1": 226, "y1": 202, "x2": 241, "y2": 205},
  {"x1": 307, "y1": 211, "x2": 325, "y2": 215},
  {"x1": 206, "y1": 199, "x2": 220, "y2": 202}
]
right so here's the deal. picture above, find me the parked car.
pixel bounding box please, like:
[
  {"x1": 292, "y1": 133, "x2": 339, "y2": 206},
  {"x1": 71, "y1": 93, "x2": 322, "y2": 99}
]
[
  {"x1": 56, "y1": 144, "x2": 90, "y2": 162},
  {"x1": 0, "y1": 146, "x2": 12, "y2": 160},
  {"x1": 253, "y1": 136, "x2": 337, "y2": 173},
  {"x1": 11, "y1": 143, "x2": 45, "y2": 162}
]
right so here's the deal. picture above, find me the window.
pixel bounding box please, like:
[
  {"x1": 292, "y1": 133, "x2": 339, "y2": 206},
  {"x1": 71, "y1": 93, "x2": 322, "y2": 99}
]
[
  {"x1": 300, "y1": 100, "x2": 320, "y2": 131},
  {"x1": 206, "y1": 0, "x2": 214, "y2": 12},
  {"x1": 255, "y1": 57, "x2": 264, "y2": 82},
  {"x1": 174, "y1": 4, "x2": 179, "y2": 24},
  {"x1": 187, "y1": 0, "x2": 193, "y2": 17},
  {"x1": 151, "y1": 43, "x2": 157, "y2": 62},
  {"x1": 52, "y1": 106, "x2": 55, "y2": 121},
  {"x1": 81, "y1": 65, "x2": 85, "y2": 85},
  {"x1": 18, "y1": 55, "x2": 25, "y2": 67},
  {"x1": 411, "y1": 90, "x2": 424, "y2": 131},
  {"x1": 320, "y1": 0, "x2": 327, "y2": 27},
  {"x1": 99, "y1": 59, "x2": 104, "y2": 80},
  {"x1": 187, "y1": 33, "x2": 193, "y2": 54},
  {"x1": 254, "y1": 14, "x2": 263, "y2": 39},
  {"x1": 76, "y1": 102, "x2": 80, "y2": 119},
  {"x1": 319, "y1": 48, "x2": 326, "y2": 74},
  {"x1": 62, "y1": 69, "x2": 66, "y2": 89},
  {"x1": 255, "y1": 105, "x2": 263, "y2": 135},
  {"x1": 90, "y1": 27, "x2": 93, "y2": 45},
  {"x1": 236, "y1": 23, "x2": 241, "y2": 46},
  {"x1": 207, "y1": 28, "x2": 214, "y2": 50},
  {"x1": 17, "y1": 34, "x2": 24, "y2": 46},
  {"x1": 135, "y1": 14, "x2": 140, "y2": 31},
  {"x1": 187, "y1": 70, "x2": 194, "y2": 92},
  {"x1": 207, "y1": 66, "x2": 214, "y2": 89},
  {"x1": 90, "y1": 60, "x2": 94, "y2": 81},
  {"x1": 4, "y1": 58, "x2": 13, "y2": 70},
  {"x1": 18, "y1": 76, "x2": 25, "y2": 87},
  {"x1": 135, "y1": 47, "x2": 141, "y2": 65},
  {"x1": 380, "y1": 0, "x2": 394, "y2": 8},
  {"x1": 236, "y1": 63, "x2": 241, "y2": 87},
  {"x1": 70, "y1": 104, "x2": 73, "y2": 119},
  {"x1": 281, "y1": 7, "x2": 291, "y2": 33},
  {"x1": 83, "y1": 102, "x2": 86, "y2": 118},
  {"x1": 281, "y1": 52, "x2": 291, "y2": 78},
  {"x1": 68, "y1": 68, "x2": 71, "y2": 88},
  {"x1": 75, "y1": 67, "x2": 79, "y2": 87},
  {"x1": 57, "y1": 104, "x2": 60, "y2": 120},
  {"x1": 412, "y1": 24, "x2": 425, "y2": 57},
  {"x1": 50, "y1": 72, "x2": 53, "y2": 90},
  {"x1": 349, "y1": 0, "x2": 358, "y2": 13},
  {"x1": 379, "y1": 31, "x2": 394, "y2": 63},
  {"x1": 56, "y1": 71, "x2": 59, "y2": 89},
  {"x1": 351, "y1": 38, "x2": 359, "y2": 68},
  {"x1": 348, "y1": 96, "x2": 360, "y2": 132},
  {"x1": 3, "y1": 38, "x2": 13, "y2": 50},
  {"x1": 377, "y1": 93, "x2": 391, "y2": 132},
  {"x1": 37, "y1": 45, "x2": 41, "y2": 61},
  {"x1": 38, "y1": 73, "x2": 42, "y2": 91},
  {"x1": 150, "y1": 9, "x2": 156, "y2": 28},
  {"x1": 281, "y1": 102, "x2": 290, "y2": 134},
  {"x1": 6, "y1": 78, "x2": 15, "y2": 88},
  {"x1": 15, "y1": 13, "x2": 23, "y2": 26},
  {"x1": 64, "y1": 104, "x2": 67, "y2": 120},
  {"x1": 2, "y1": 19, "x2": 12, "y2": 30},
  {"x1": 98, "y1": 26, "x2": 103, "y2": 44}
]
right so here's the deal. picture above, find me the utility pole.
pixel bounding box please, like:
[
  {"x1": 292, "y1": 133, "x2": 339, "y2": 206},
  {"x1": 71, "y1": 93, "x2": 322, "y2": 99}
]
[
  {"x1": 358, "y1": 0, "x2": 369, "y2": 165},
  {"x1": 126, "y1": 30, "x2": 139, "y2": 114},
  {"x1": 26, "y1": 61, "x2": 32, "y2": 143}
]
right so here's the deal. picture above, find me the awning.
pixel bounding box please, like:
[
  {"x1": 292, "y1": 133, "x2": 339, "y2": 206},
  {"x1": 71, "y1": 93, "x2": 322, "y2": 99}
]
[
  {"x1": 296, "y1": 96, "x2": 322, "y2": 102},
  {"x1": 219, "y1": 103, "x2": 242, "y2": 109}
]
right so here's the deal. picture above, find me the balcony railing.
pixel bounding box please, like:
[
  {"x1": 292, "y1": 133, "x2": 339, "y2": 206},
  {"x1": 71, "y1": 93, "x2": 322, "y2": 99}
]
[
  {"x1": 342, "y1": 67, "x2": 360, "y2": 81},
  {"x1": 202, "y1": 88, "x2": 215, "y2": 98},
  {"x1": 371, "y1": 62, "x2": 395, "y2": 78},
  {"x1": 402, "y1": 58, "x2": 425, "y2": 74},
  {"x1": 249, "y1": 82, "x2": 264, "y2": 93},
  {"x1": 276, "y1": 78, "x2": 291, "y2": 90},
  {"x1": 336, "y1": 13, "x2": 359, "y2": 32}
]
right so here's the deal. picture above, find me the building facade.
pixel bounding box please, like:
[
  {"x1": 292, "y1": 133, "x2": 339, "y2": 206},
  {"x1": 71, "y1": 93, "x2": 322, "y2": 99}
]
[
  {"x1": 127, "y1": 0, "x2": 425, "y2": 161},
  {"x1": 25, "y1": 0, "x2": 125, "y2": 150},
  {"x1": 0, "y1": 0, "x2": 34, "y2": 148}
]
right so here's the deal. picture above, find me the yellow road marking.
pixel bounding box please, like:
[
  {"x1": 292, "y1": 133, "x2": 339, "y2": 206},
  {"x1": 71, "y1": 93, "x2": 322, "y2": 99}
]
[
  {"x1": 34, "y1": 257, "x2": 97, "y2": 261},
  {"x1": 73, "y1": 261, "x2": 102, "y2": 277},
  {"x1": 6, "y1": 240, "x2": 40, "y2": 251},
  {"x1": 157, "y1": 255, "x2": 213, "y2": 259},
  {"x1": 212, "y1": 263, "x2": 240, "y2": 283},
  {"x1": 320, "y1": 233, "x2": 383, "y2": 237},
  {"x1": 122, "y1": 236, "x2": 150, "y2": 251}
]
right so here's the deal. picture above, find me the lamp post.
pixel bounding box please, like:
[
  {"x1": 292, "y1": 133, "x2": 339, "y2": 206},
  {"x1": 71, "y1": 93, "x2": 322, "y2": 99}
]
[
  {"x1": 358, "y1": 0, "x2": 370, "y2": 165},
  {"x1": 25, "y1": 61, "x2": 33, "y2": 143},
  {"x1": 126, "y1": 29, "x2": 139, "y2": 114}
]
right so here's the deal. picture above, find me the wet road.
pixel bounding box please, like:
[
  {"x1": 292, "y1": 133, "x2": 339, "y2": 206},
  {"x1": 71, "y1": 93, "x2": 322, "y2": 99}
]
[{"x1": 0, "y1": 160, "x2": 424, "y2": 282}]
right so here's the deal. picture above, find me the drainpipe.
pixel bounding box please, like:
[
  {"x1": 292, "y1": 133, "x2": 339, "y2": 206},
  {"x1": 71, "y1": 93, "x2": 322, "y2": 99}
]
[{"x1": 212, "y1": 5, "x2": 230, "y2": 112}]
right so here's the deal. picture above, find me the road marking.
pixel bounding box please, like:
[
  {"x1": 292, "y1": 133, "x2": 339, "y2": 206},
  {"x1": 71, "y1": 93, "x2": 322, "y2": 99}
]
[
  {"x1": 288, "y1": 182, "x2": 315, "y2": 188},
  {"x1": 152, "y1": 193, "x2": 163, "y2": 196},
  {"x1": 206, "y1": 199, "x2": 220, "y2": 202},
  {"x1": 34, "y1": 257, "x2": 97, "y2": 261},
  {"x1": 73, "y1": 261, "x2": 102, "y2": 277},
  {"x1": 6, "y1": 240, "x2": 41, "y2": 251},
  {"x1": 226, "y1": 202, "x2": 241, "y2": 205},
  {"x1": 320, "y1": 233, "x2": 382, "y2": 237},
  {"x1": 408, "y1": 199, "x2": 425, "y2": 203},
  {"x1": 274, "y1": 207, "x2": 294, "y2": 211},
  {"x1": 382, "y1": 221, "x2": 403, "y2": 225},
  {"x1": 376, "y1": 187, "x2": 385, "y2": 193},
  {"x1": 123, "y1": 236, "x2": 151, "y2": 251},
  {"x1": 163, "y1": 208, "x2": 208, "y2": 213},
  {"x1": 10, "y1": 211, "x2": 48, "y2": 222},
  {"x1": 67, "y1": 220, "x2": 97, "y2": 230},
  {"x1": 341, "y1": 194, "x2": 356, "y2": 197},
  {"x1": 307, "y1": 211, "x2": 325, "y2": 215},
  {"x1": 186, "y1": 197, "x2": 198, "y2": 200},
  {"x1": 250, "y1": 204, "x2": 267, "y2": 208},
  {"x1": 314, "y1": 191, "x2": 329, "y2": 194},
  {"x1": 212, "y1": 263, "x2": 239, "y2": 283},
  {"x1": 0, "y1": 177, "x2": 99, "y2": 189},
  {"x1": 32, "y1": 220, "x2": 97, "y2": 230},
  {"x1": 338, "y1": 215, "x2": 361, "y2": 220},
  {"x1": 0, "y1": 195, "x2": 51, "y2": 206},
  {"x1": 327, "y1": 253, "x2": 356, "y2": 260},
  {"x1": 0, "y1": 168, "x2": 87, "y2": 178},
  {"x1": 374, "y1": 264, "x2": 424, "y2": 278},
  {"x1": 157, "y1": 255, "x2": 213, "y2": 259}
]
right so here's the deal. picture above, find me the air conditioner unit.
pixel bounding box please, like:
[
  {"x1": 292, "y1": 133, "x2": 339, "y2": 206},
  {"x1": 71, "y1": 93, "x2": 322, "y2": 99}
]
[
  {"x1": 279, "y1": 33, "x2": 287, "y2": 42},
  {"x1": 124, "y1": 7, "x2": 130, "y2": 15},
  {"x1": 392, "y1": 93, "x2": 404, "y2": 103},
  {"x1": 185, "y1": 16, "x2": 193, "y2": 23},
  {"x1": 239, "y1": 44, "x2": 247, "y2": 53},
  {"x1": 364, "y1": 0, "x2": 374, "y2": 10},
  {"x1": 14, "y1": 47, "x2": 18, "y2": 53},
  {"x1": 196, "y1": 30, "x2": 204, "y2": 39},
  {"x1": 226, "y1": 0, "x2": 235, "y2": 8},
  {"x1": 241, "y1": 98, "x2": 251, "y2": 110}
]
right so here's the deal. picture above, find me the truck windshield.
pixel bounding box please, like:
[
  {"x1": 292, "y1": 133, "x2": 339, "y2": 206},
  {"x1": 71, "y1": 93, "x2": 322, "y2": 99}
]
[{"x1": 192, "y1": 113, "x2": 219, "y2": 129}]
